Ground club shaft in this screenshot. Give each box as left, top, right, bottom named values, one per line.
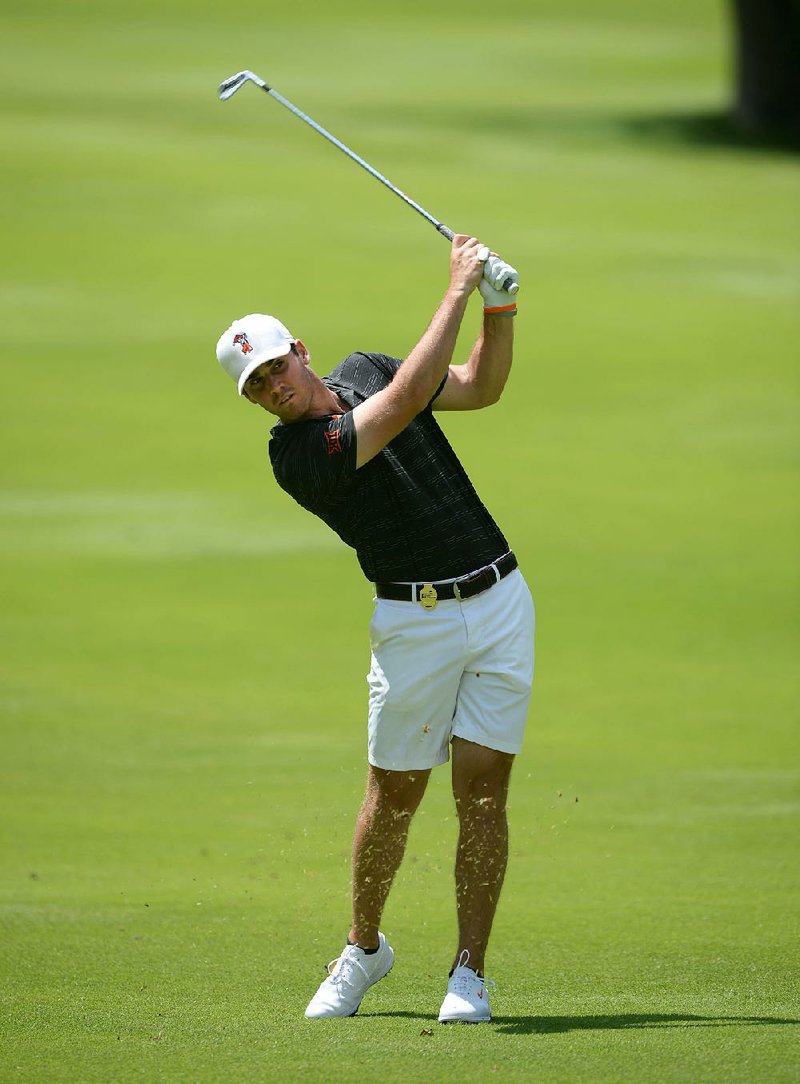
left=220, top=70, right=516, bottom=293
left=260, top=84, right=453, bottom=240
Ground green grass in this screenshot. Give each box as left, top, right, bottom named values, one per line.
left=1, top=1, right=799, bottom=1081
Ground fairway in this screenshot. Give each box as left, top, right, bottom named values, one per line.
left=2, top=1, right=799, bottom=1081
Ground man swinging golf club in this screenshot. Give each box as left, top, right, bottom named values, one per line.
left=216, top=235, right=534, bottom=1022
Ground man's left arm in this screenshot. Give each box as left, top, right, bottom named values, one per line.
left=433, top=253, right=518, bottom=412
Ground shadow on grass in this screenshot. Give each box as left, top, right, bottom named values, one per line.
left=491, top=1013, right=800, bottom=1036
left=618, top=110, right=800, bottom=156
left=361, top=1011, right=800, bottom=1033
left=353, top=102, right=800, bottom=156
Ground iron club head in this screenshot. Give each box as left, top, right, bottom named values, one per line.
left=218, top=70, right=268, bottom=101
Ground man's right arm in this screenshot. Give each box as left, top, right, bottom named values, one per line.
left=351, top=235, right=486, bottom=469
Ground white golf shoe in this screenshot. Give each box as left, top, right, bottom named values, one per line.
left=304, top=933, right=394, bottom=1018
left=438, top=950, right=495, bottom=1023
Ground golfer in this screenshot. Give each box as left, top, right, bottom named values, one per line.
left=216, top=235, right=534, bottom=1022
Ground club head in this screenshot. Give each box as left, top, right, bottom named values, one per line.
left=218, top=70, right=267, bottom=101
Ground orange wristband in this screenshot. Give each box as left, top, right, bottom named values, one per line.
left=484, top=304, right=517, bottom=316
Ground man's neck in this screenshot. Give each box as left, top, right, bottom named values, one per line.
left=300, top=372, right=347, bottom=421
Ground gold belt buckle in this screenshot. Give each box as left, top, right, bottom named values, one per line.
left=419, top=583, right=438, bottom=611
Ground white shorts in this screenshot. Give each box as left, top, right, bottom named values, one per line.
left=366, top=568, right=535, bottom=771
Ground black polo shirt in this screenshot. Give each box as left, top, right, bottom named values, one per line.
left=268, top=352, right=509, bottom=583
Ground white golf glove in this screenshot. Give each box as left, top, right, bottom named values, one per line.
left=478, top=254, right=519, bottom=312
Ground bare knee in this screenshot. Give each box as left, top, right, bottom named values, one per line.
left=454, top=786, right=507, bottom=822
left=364, top=765, right=429, bottom=820
left=451, top=738, right=514, bottom=815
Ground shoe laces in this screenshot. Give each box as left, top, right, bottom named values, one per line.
left=451, top=950, right=496, bottom=995
left=325, top=945, right=371, bottom=991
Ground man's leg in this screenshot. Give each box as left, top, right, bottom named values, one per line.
left=349, top=764, right=430, bottom=948
left=450, top=735, right=515, bottom=973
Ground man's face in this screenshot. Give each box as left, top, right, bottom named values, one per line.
left=243, top=341, right=313, bottom=422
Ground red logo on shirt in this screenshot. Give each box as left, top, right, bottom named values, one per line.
left=324, top=420, right=342, bottom=455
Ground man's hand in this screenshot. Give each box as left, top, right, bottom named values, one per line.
left=479, top=255, right=519, bottom=312
left=448, top=235, right=491, bottom=296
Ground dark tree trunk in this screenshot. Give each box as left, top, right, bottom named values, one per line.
left=730, top=0, right=800, bottom=144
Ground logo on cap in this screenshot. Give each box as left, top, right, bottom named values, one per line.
left=233, top=332, right=253, bottom=355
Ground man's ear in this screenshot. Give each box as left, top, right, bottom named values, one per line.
left=295, top=339, right=311, bottom=365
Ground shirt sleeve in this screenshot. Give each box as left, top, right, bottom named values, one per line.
left=270, top=413, right=357, bottom=506
left=367, top=352, right=445, bottom=409
left=430, top=370, right=449, bottom=406
left=347, top=353, right=443, bottom=410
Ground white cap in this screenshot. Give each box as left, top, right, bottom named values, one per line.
left=216, top=314, right=295, bottom=396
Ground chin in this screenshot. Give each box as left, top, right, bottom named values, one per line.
left=277, top=399, right=304, bottom=423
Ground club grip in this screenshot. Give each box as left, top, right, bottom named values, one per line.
left=439, top=223, right=517, bottom=293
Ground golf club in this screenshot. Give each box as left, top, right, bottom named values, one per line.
left=218, top=69, right=518, bottom=295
